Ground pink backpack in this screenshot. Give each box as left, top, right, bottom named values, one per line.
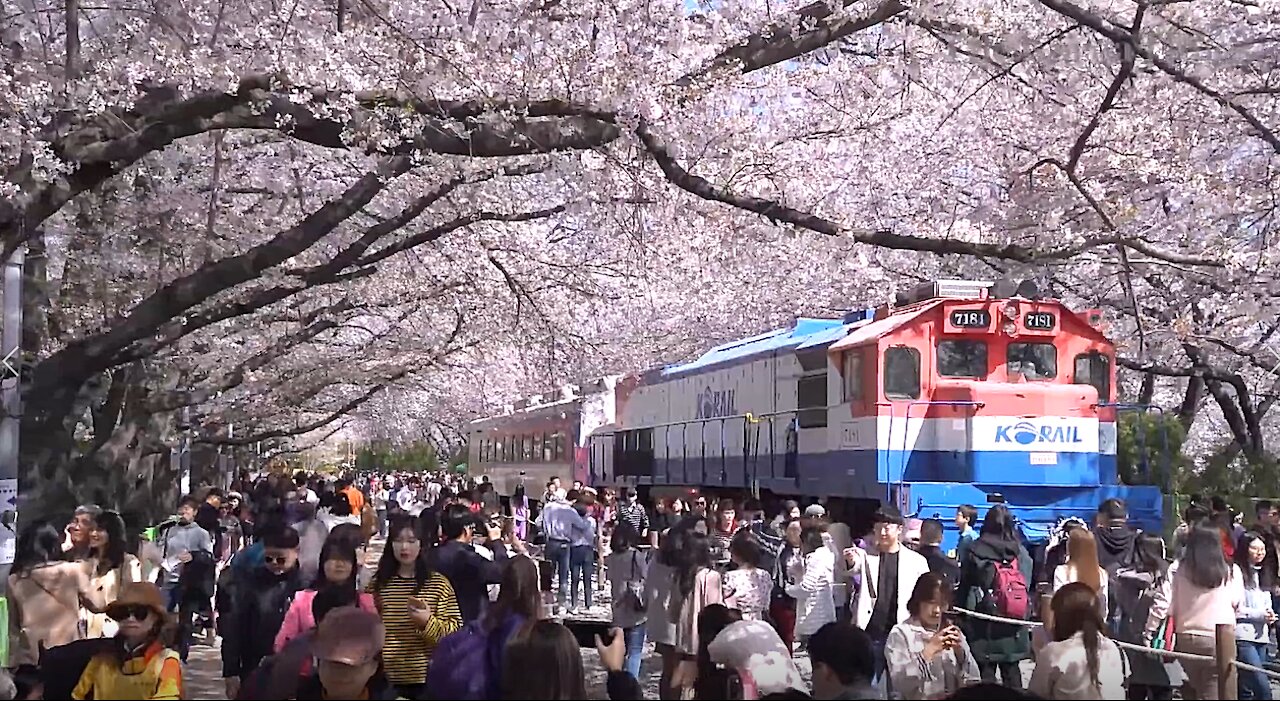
left=991, top=559, right=1028, bottom=619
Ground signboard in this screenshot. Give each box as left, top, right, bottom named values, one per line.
left=1025, top=312, right=1056, bottom=331
left=949, top=309, right=991, bottom=329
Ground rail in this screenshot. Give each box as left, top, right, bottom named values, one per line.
left=950, top=603, right=1280, bottom=699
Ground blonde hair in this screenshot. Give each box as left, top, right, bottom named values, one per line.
left=1066, top=528, right=1103, bottom=594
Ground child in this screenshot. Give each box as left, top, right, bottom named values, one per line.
left=72, top=582, right=183, bottom=700
left=954, top=504, right=978, bottom=561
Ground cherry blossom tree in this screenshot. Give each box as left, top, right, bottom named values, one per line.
left=2, top=0, right=1277, bottom=515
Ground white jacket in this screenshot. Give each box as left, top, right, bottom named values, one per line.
left=786, top=547, right=837, bottom=636
left=849, top=545, right=930, bottom=632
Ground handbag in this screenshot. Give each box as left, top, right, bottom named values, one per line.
left=620, top=551, right=645, bottom=613
left=1150, top=615, right=1175, bottom=650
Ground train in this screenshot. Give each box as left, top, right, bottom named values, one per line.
left=467, top=279, right=1163, bottom=549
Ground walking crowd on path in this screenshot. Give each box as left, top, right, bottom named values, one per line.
left=2, top=467, right=1278, bottom=700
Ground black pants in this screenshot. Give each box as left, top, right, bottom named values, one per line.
left=395, top=683, right=427, bottom=699
left=978, top=661, right=1024, bottom=690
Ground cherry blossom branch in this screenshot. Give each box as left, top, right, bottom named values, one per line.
left=676, top=0, right=907, bottom=86
left=200, top=368, right=411, bottom=446
left=1037, top=0, right=1280, bottom=155
left=0, top=75, right=620, bottom=256
left=636, top=122, right=1221, bottom=266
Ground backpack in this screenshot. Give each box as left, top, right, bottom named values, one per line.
left=991, top=559, right=1028, bottom=619
left=421, top=618, right=513, bottom=700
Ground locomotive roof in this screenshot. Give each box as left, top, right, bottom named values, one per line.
left=658, top=317, right=855, bottom=379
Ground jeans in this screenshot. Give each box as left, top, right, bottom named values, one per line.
left=624, top=624, right=647, bottom=679
left=165, top=584, right=197, bottom=662
left=570, top=544, right=594, bottom=608
left=376, top=508, right=387, bottom=537
left=871, top=637, right=895, bottom=698
left=546, top=539, right=571, bottom=604
left=978, top=661, right=1024, bottom=690
left=1238, top=640, right=1274, bottom=700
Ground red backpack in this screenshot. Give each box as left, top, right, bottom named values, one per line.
left=991, top=559, right=1028, bottom=619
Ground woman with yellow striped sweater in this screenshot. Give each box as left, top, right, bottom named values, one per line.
left=367, top=514, right=462, bottom=698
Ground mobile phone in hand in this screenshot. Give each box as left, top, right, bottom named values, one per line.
left=567, top=620, right=614, bottom=648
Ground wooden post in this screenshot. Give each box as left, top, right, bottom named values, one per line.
left=1216, top=622, right=1238, bottom=700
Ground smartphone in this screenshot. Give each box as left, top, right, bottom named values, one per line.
left=566, top=620, right=615, bottom=648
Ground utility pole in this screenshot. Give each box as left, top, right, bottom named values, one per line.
left=0, top=248, right=22, bottom=587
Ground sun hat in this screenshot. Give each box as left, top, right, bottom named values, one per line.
left=105, top=582, right=168, bottom=621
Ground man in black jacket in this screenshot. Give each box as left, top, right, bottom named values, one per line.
left=221, top=524, right=303, bottom=700
left=916, top=519, right=960, bottom=591
left=430, top=504, right=513, bottom=622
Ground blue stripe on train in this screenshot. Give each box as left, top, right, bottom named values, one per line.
left=612, top=449, right=1118, bottom=496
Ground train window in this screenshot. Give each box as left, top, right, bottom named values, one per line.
left=797, top=373, right=828, bottom=428
left=1008, top=342, right=1057, bottom=380
left=1074, top=351, right=1112, bottom=401
left=937, top=340, right=987, bottom=379
left=884, top=346, right=921, bottom=399
left=843, top=350, right=863, bottom=402
left=614, top=428, right=655, bottom=476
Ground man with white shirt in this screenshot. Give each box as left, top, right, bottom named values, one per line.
left=536, top=488, right=591, bottom=613
left=844, top=504, right=929, bottom=693
left=396, top=479, right=425, bottom=516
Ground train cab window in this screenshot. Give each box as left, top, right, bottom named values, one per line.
left=843, top=350, right=864, bottom=402
left=1074, top=351, right=1112, bottom=401
left=884, top=346, right=921, bottom=399
left=1008, top=342, right=1057, bottom=380
left=797, top=374, right=828, bottom=428
left=937, top=340, right=987, bottom=379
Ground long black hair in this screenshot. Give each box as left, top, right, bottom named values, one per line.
left=1179, top=523, right=1230, bottom=589
left=90, top=511, right=130, bottom=577
left=13, top=519, right=65, bottom=576
left=1235, top=531, right=1275, bottom=591
left=979, top=504, right=1017, bottom=542
left=315, top=538, right=359, bottom=591
left=670, top=517, right=713, bottom=622
left=372, top=514, right=433, bottom=591
left=1134, top=532, right=1169, bottom=580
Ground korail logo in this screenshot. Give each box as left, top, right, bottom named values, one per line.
left=995, top=421, right=1083, bottom=445
left=696, top=387, right=737, bottom=419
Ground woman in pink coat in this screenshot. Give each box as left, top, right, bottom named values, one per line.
left=274, top=540, right=375, bottom=651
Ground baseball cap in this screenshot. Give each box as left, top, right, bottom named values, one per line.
left=313, top=607, right=384, bottom=665
left=804, top=504, right=827, bottom=517
left=872, top=504, right=905, bottom=525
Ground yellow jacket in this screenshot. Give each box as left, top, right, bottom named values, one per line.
left=71, top=642, right=183, bottom=700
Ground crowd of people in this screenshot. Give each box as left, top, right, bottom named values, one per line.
left=0, top=467, right=1277, bottom=700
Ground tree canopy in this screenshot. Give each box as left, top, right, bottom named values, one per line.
left=2, top=0, right=1278, bottom=514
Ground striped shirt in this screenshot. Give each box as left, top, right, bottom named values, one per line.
left=366, top=573, right=462, bottom=686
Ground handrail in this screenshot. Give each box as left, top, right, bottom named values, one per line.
left=951, top=606, right=1280, bottom=680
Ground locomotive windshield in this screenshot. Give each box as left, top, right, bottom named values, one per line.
left=937, top=340, right=987, bottom=378
left=1008, top=342, right=1057, bottom=380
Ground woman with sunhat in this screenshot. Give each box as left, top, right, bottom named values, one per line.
left=71, top=581, right=183, bottom=700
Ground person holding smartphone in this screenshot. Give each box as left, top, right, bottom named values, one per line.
left=885, top=573, right=980, bottom=699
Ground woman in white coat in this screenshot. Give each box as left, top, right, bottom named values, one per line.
left=785, top=525, right=836, bottom=643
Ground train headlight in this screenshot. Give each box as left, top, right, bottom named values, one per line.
left=1002, top=320, right=1018, bottom=336
left=1003, top=302, right=1020, bottom=318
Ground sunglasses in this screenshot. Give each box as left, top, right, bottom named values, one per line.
left=264, top=555, right=292, bottom=565
left=109, top=604, right=154, bottom=622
